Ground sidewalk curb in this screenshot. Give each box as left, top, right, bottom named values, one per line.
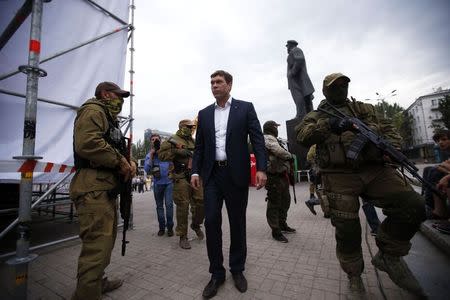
left=420, top=220, right=450, bottom=257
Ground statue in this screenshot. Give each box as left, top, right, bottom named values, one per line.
left=286, top=40, right=315, bottom=120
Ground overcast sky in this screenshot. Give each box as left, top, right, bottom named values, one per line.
left=124, top=0, right=450, bottom=141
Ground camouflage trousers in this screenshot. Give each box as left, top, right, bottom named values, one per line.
left=322, top=165, right=425, bottom=277
left=265, top=173, right=291, bottom=234
left=72, top=191, right=117, bottom=300
left=173, top=177, right=204, bottom=237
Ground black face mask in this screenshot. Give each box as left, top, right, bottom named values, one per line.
left=325, top=84, right=348, bottom=104
left=153, top=139, right=161, bottom=151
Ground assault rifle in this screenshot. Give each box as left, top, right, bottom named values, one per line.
left=119, top=136, right=132, bottom=256
left=278, top=138, right=297, bottom=204
left=317, top=103, right=445, bottom=199
left=167, top=137, right=194, bottom=151
left=288, top=159, right=297, bottom=204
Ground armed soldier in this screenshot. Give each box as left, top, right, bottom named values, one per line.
left=263, top=121, right=296, bottom=243
left=158, top=119, right=205, bottom=249
left=296, top=73, right=426, bottom=296
left=70, top=82, right=136, bottom=299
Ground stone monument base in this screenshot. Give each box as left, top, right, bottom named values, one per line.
left=286, top=118, right=309, bottom=170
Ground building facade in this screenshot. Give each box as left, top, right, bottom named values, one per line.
left=406, top=88, right=449, bottom=146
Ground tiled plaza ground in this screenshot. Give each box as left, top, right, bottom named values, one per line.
left=6, top=183, right=425, bottom=299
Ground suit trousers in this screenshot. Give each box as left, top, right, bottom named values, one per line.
left=204, top=164, right=249, bottom=279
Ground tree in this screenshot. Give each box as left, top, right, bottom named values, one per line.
left=438, top=95, right=450, bottom=129
left=374, top=101, right=404, bottom=119
left=132, top=138, right=151, bottom=160
left=399, top=112, right=413, bottom=148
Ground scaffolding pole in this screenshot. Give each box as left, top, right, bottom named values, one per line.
left=0, top=24, right=130, bottom=82
left=6, top=0, right=46, bottom=299
left=0, top=0, right=32, bottom=51
left=128, top=0, right=136, bottom=229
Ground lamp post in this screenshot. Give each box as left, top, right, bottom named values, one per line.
left=366, top=89, right=397, bottom=118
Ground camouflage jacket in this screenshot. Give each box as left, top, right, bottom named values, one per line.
left=158, top=133, right=195, bottom=179
left=296, top=99, right=402, bottom=172
left=264, top=134, right=292, bottom=174
left=69, top=98, right=123, bottom=199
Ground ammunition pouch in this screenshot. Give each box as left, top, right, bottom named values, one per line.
left=346, top=133, right=368, bottom=160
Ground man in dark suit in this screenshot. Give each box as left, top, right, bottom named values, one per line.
left=191, top=70, right=267, bottom=298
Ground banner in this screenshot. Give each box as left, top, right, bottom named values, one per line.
left=0, top=0, right=130, bottom=181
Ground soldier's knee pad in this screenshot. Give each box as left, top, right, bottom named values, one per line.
left=386, top=191, right=426, bottom=224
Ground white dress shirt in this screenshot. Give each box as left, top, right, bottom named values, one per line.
left=214, top=96, right=232, bottom=161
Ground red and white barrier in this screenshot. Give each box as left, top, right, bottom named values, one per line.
left=0, top=160, right=75, bottom=173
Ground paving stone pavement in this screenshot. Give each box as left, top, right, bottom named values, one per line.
left=20, top=182, right=422, bottom=299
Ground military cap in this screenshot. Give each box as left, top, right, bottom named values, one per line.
left=286, top=40, right=298, bottom=47
left=95, top=81, right=130, bottom=98
left=323, top=73, right=351, bottom=87
left=263, top=120, right=280, bottom=131
left=178, top=119, right=195, bottom=128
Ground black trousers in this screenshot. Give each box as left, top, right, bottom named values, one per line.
left=204, top=164, right=249, bottom=280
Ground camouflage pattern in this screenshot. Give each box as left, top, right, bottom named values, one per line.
left=158, top=132, right=204, bottom=237
left=264, top=132, right=293, bottom=234
left=70, top=98, right=124, bottom=300
left=296, top=95, right=425, bottom=278
left=265, top=173, right=291, bottom=234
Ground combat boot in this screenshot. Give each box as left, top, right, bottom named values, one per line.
left=280, top=225, right=296, bottom=233
left=371, top=251, right=426, bottom=296
left=191, top=224, right=204, bottom=240
left=305, top=200, right=317, bottom=215
left=272, top=232, right=288, bottom=243
left=101, top=277, right=123, bottom=294
left=348, top=276, right=365, bottom=292
left=179, top=236, right=191, bottom=249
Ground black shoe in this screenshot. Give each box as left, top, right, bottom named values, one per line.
left=157, top=229, right=165, bottom=236
left=305, top=200, right=317, bottom=215
left=232, top=272, right=247, bottom=293
left=202, top=278, right=225, bottom=298
left=167, top=229, right=174, bottom=237
left=281, top=225, right=296, bottom=233
left=272, top=233, right=288, bottom=243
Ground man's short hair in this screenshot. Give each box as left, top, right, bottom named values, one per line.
left=150, top=133, right=160, bottom=140
left=432, top=129, right=450, bottom=142
left=211, top=70, right=233, bottom=84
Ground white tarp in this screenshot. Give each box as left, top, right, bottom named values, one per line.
left=0, top=0, right=130, bottom=181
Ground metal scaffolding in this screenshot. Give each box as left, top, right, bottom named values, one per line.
left=0, top=1, right=135, bottom=298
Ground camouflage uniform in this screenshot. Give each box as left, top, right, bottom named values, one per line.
left=263, top=121, right=294, bottom=242
left=158, top=119, right=204, bottom=248
left=296, top=73, right=425, bottom=295
left=70, top=93, right=127, bottom=299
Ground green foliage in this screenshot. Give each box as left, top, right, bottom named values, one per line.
left=438, top=95, right=450, bottom=129
left=374, top=101, right=414, bottom=148
left=132, top=138, right=151, bottom=160
left=399, top=112, right=413, bottom=147
left=374, top=101, right=404, bottom=119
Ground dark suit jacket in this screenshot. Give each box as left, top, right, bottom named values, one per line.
left=192, top=98, right=267, bottom=188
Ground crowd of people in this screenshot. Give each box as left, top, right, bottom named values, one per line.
left=69, top=47, right=448, bottom=298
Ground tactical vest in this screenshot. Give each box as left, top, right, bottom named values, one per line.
left=73, top=102, right=126, bottom=169
left=316, top=100, right=384, bottom=170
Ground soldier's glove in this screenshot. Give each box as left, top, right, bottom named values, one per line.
left=182, top=149, right=193, bottom=157
left=329, top=117, right=355, bottom=134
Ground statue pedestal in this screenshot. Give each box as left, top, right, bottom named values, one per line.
left=286, top=118, right=309, bottom=170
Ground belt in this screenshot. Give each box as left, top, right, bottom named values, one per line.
left=215, top=160, right=227, bottom=167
